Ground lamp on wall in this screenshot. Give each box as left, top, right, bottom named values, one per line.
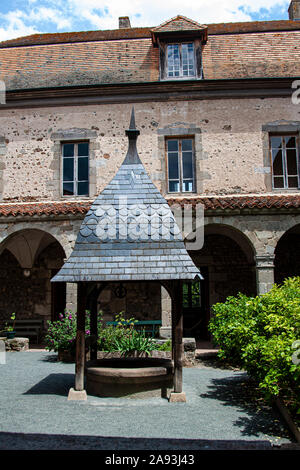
left=114, top=283, right=127, bottom=299
left=23, top=269, right=31, bottom=278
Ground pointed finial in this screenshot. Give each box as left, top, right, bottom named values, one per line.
left=123, top=107, right=141, bottom=165
left=129, top=107, right=136, bottom=130
left=125, top=106, right=140, bottom=139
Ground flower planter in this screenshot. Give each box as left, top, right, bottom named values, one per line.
left=57, top=349, right=75, bottom=363
left=5, top=331, right=16, bottom=339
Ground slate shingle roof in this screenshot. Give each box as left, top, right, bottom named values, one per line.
left=51, top=111, right=201, bottom=283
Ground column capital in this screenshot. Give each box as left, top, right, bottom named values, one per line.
left=255, top=254, right=275, bottom=269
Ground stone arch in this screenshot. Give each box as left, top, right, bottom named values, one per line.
left=184, top=222, right=256, bottom=340
left=0, top=228, right=67, bottom=331
left=274, top=223, right=300, bottom=284
left=0, top=222, right=76, bottom=259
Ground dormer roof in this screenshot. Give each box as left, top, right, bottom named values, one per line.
left=151, top=15, right=208, bottom=45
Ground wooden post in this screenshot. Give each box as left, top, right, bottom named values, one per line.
left=75, top=281, right=87, bottom=392
left=169, top=280, right=186, bottom=402
left=90, top=287, right=99, bottom=361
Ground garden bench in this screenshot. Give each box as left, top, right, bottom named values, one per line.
left=106, top=320, right=162, bottom=338
left=8, top=319, right=43, bottom=344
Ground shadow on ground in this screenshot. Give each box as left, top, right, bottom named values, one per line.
left=39, top=354, right=61, bottom=362
left=0, top=431, right=278, bottom=451
left=23, top=374, right=74, bottom=396
left=199, top=373, right=292, bottom=441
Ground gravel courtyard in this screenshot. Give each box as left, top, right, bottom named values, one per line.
left=0, top=350, right=294, bottom=450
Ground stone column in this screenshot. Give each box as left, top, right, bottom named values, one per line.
left=256, top=254, right=275, bottom=295
left=160, top=286, right=172, bottom=339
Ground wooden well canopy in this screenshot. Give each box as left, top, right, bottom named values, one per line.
left=52, top=108, right=202, bottom=401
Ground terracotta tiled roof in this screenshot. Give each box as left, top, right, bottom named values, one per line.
left=0, top=195, right=299, bottom=217
left=152, top=15, right=207, bottom=33
left=0, top=19, right=299, bottom=90
left=167, top=194, right=300, bottom=210
left=0, top=201, right=91, bottom=217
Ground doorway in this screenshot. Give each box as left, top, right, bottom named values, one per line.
left=182, top=267, right=209, bottom=339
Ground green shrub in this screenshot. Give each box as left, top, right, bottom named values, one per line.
left=97, top=312, right=157, bottom=356
left=209, top=277, right=300, bottom=414
left=155, top=339, right=172, bottom=351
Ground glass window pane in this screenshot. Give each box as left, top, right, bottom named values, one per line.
left=286, top=149, right=297, bottom=175
left=63, top=182, right=74, bottom=195
left=273, top=176, right=284, bottom=188
left=169, top=180, right=179, bottom=192
left=191, top=281, right=201, bottom=307
left=63, top=157, right=74, bottom=182
left=288, top=177, right=298, bottom=188
left=182, top=139, right=193, bottom=151
left=272, top=149, right=283, bottom=175
left=77, top=181, right=89, bottom=196
left=182, top=180, right=193, bottom=192
left=182, top=152, right=193, bottom=179
left=182, top=283, right=189, bottom=307
left=167, top=44, right=180, bottom=77
left=168, top=153, right=179, bottom=179
left=167, top=140, right=178, bottom=152
left=78, top=142, right=89, bottom=156
left=270, top=137, right=282, bottom=149
left=181, top=43, right=195, bottom=77
left=63, top=143, right=74, bottom=157
left=78, top=157, right=88, bottom=181
left=285, top=136, right=296, bottom=148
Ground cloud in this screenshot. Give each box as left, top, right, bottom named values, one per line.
left=0, top=0, right=291, bottom=41
left=66, top=0, right=290, bottom=28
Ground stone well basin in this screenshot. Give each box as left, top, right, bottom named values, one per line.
left=85, top=357, right=174, bottom=398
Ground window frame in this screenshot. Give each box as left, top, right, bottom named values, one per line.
left=269, top=133, right=300, bottom=190
left=159, top=38, right=202, bottom=81
left=166, top=42, right=196, bottom=79
left=165, top=136, right=196, bottom=194
left=61, top=140, right=90, bottom=197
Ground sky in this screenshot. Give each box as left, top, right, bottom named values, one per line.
left=0, top=0, right=292, bottom=42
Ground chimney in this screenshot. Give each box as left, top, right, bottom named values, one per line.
left=119, top=16, right=131, bottom=29
left=288, top=0, right=300, bottom=20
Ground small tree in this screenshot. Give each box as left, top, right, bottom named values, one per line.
left=209, top=277, right=300, bottom=417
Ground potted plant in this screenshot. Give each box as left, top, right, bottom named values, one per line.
left=4, top=313, right=16, bottom=339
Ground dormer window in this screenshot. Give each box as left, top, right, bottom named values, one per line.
left=167, top=43, right=195, bottom=78
left=151, top=15, right=208, bottom=82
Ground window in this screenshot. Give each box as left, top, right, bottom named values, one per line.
left=62, top=142, right=89, bottom=196
left=270, top=135, right=299, bottom=189
left=166, top=137, right=195, bottom=193
left=167, top=43, right=195, bottom=78
left=183, top=280, right=201, bottom=308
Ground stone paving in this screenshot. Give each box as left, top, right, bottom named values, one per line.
left=0, top=350, right=297, bottom=451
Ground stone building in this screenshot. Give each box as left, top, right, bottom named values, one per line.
left=0, top=2, right=299, bottom=339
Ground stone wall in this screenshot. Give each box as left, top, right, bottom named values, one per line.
left=98, top=282, right=161, bottom=323
left=0, top=97, right=299, bottom=202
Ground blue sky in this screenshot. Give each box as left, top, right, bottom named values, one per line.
left=0, top=0, right=291, bottom=41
